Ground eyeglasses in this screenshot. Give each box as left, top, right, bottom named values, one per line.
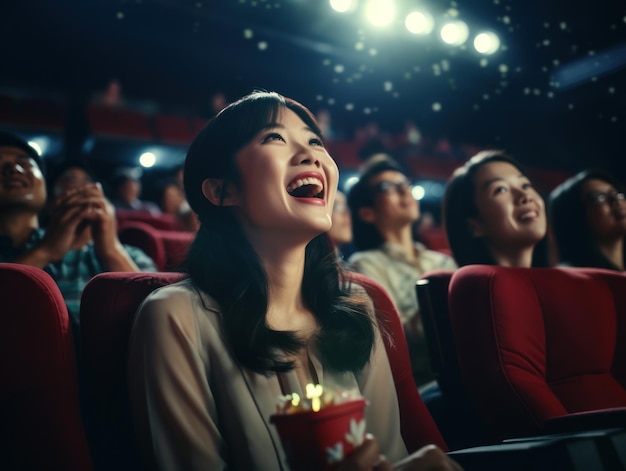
left=372, top=180, right=411, bottom=195
left=586, top=191, right=626, bottom=206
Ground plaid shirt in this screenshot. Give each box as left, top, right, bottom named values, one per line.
left=0, top=228, right=157, bottom=324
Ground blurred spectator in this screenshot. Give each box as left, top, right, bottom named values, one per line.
left=549, top=169, right=626, bottom=271
left=110, top=166, right=162, bottom=216
left=347, top=154, right=456, bottom=386
left=93, top=78, right=125, bottom=107
left=151, top=172, right=199, bottom=232
left=328, top=190, right=352, bottom=260
left=0, top=131, right=156, bottom=328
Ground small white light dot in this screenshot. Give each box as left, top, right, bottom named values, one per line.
left=560, top=22, right=567, bottom=30
left=355, top=42, right=364, bottom=51
left=257, top=41, right=268, bottom=50
left=609, top=87, right=616, bottom=94
left=369, top=49, right=378, bottom=56
left=384, top=81, right=393, bottom=92
left=243, top=29, right=253, bottom=39
left=364, top=108, right=372, bottom=114
left=523, top=88, right=530, bottom=95
left=316, top=95, right=323, bottom=101
left=345, top=103, right=354, bottom=111
left=322, top=59, right=332, bottom=66
left=568, top=103, right=574, bottom=110
left=480, top=58, right=489, bottom=67
left=499, top=64, right=508, bottom=73
left=328, top=98, right=335, bottom=105
left=432, top=102, right=442, bottom=111
left=483, top=94, right=490, bottom=100
left=611, top=116, right=618, bottom=123
left=542, top=39, right=550, bottom=46
left=334, top=64, right=345, bottom=73
left=116, top=11, right=125, bottom=19
left=547, top=91, right=554, bottom=98
left=502, top=16, right=510, bottom=24
left=533, top=88, right=541, bottom=95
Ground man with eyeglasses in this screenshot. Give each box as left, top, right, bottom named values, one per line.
left=347, top=154, right=456, bottom=387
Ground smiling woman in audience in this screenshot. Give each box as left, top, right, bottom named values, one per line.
left=443, top=150, right=548, bottom=268
left=548, top=169, right=626, bottom=271
left=127, top=91, right=460, bottom=471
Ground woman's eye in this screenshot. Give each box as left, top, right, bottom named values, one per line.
left=522, top=182, right=533, bottom=190
left=493, top=186, right=507, bottom=195
left=309, top=137, right=324, bottom=147
left=262, top=132, right=285, bottom=143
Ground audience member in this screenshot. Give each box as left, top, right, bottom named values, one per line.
left=127, top=92, right=459, bottom=471
left=328, top=190, right=353, bottom=260
left=151, top=168, right=200, bottom=232
left=548, top=169, right=626, bottom=271
left=442, top=150, right=548, bottom=268
left=110, top=166, right=162, bottom=216
left=347, top=155, right=457, bottom=387
left=0, top=131, right=157, bottom=325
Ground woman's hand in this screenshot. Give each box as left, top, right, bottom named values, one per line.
left=393, top=444, right=463, bottom=471
left=334, top=434, right=392, bottom=471
left=336, top=439, right=462, bottom=471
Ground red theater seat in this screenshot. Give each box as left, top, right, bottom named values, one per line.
left=118, top=221, right=194, bottom=271
left=448, top=265, right=626, bottom=440
left=154, top=113, right=195, bottom=144
left=0, top=263, right=92, bottom=471
left=79, top=271, right=446, bottom=469
left=116, top=209, right=178, bottom=231
left=87, top=104, right=154, bottom=140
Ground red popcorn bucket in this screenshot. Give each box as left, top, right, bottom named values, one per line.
left=270, top=398, right=367, bottom=470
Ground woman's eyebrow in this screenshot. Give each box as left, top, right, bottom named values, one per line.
left=481, top=177, right=504, bottom=190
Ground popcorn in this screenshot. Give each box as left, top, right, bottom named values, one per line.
left=275, top=384, right=363, bottom=414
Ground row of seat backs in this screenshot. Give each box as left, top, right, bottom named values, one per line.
left=117, top=221, right=195, bottom=272
left=418, top=265, right=626, bottom=442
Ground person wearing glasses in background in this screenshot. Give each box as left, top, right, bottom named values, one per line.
left=347, top=154, right=457, bottom=388
left=549, top=169, right=626, bottom=271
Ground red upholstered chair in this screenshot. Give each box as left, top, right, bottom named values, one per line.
left=81, top=272, right=186, bottom=470
left=0, top=263, right=93, bottom=471
left=116, top=209, right=178, bottom=231
left=79, top=271, right=446, bottom=470
left=448, top=265, right=626, bottom=440
left=348, top=271, right=447, bottom=452
left=118, top=222, right=194, bottom=271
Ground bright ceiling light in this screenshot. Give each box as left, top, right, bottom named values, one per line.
left=329, top=0, right=355, bottom=13
left=411, top=185, right=425, bottom=200
left=473, top=31, right=501, bottom=55
left=139, top=152, right=156, bottom=168
left=27, top=140, right=43, bottom=156
left=365, top=0, right=396, bottom=28
left=405, top=11, right=434, bottom=35
left=440, top=21, right=470, bottom=46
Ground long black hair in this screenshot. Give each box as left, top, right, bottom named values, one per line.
left=184, top=91, right=375, bottom=374
left=548, top=169, right=625, bottom=271
left=442, top=150, right=548, bottom=267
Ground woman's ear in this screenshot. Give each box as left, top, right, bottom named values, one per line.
left=466, top=217, right=485, bottom=237
left=201, top=178, right=239, bottom=207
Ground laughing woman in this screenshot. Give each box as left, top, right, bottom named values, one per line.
left=443, top=150, right=548, bottom=268
left=127, top=91, right=460, bottom=471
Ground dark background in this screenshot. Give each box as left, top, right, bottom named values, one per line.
left=1, top=0, right=625, bottom=178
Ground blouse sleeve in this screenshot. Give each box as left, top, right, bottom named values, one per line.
left=358, top=301, right=409, bottom=464
left=127, top=287, right=226, bottom=471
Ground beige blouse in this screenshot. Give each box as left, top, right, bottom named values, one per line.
left=128, top=279, right=408, bottom=470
